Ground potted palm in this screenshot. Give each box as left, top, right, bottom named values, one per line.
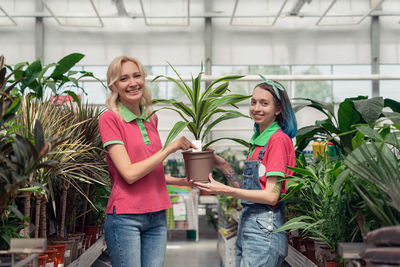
left=148, top=63, right=250, bottom=182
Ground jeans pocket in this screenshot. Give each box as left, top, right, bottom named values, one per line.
left=255, top=215, right=274, bottom=235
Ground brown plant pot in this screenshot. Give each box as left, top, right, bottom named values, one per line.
left=182, top=150, right=213, bottom=182
left=85, top=225, right=100, bottom=245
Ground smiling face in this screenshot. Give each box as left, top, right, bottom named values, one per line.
left=114, top=60, right=144, bottom=110
left=250, top=86, right=281, bottom=133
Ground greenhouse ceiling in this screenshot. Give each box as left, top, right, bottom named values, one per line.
left=1, top=0, right=400, bottom=28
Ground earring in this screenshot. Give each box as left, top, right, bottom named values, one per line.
left=275, top=112, right=279, bottom=115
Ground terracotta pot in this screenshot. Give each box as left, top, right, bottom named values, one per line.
left=47, top=243, right=67, bottom=267
left=182, top=150, right=213, bottom=182
left=41, top=249, right=57, bottom=267
left=38, top=254, right=48, bottom=267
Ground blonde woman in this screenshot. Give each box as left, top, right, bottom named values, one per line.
left=99, top=56, right=195, bottom=267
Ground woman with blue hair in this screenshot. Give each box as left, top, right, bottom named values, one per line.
left=194, top=76, right=297, bottom=267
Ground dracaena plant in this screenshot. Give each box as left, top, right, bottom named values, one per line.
left=147, top=63, right=251, bottom=149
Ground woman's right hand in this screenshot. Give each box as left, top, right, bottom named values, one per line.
left=166, top=136, right=197, bottom=154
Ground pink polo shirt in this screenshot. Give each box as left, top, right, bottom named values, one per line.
left=247, top=123, right=295, bottom=194
left=98, top=105, right=171, bottom=214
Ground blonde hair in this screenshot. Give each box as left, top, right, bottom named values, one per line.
left=105, top=56, right=152, bottom=119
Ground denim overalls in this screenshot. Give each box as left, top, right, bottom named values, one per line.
left=236, top=136, right=288, bottom=267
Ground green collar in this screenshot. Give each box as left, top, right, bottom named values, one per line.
left=248, top=122, right=280, bottom=159
left=249, top=122, right=280, bottom=146
left=120, top=104, right=147, bottom=122
left=119, top=103, right=151, bottom=145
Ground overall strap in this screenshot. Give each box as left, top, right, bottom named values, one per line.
left=257, top=129, right=283, bottom=161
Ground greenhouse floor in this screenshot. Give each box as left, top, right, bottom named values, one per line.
left=165, top=238, right=220, bottom=267
left=92, top=238, right=220, bottom=267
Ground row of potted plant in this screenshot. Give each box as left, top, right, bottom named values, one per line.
left=276, top=96, right=400, bottom=266
left=0, top=53, right=109, bottom=259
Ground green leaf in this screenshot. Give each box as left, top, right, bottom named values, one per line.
left=382, top=112, right=400, bottom=125
left=206, top=74, right=244, bottom=94
left=164, top=121, right=189, bottom=147
left=293, top=98, right=335, bottom=119
left=384, top=98, right=400, bottom=113
left=273, top=215, right=314, bottom=233
left=337, top=97, right=363, bottom=132
left=50, top=53, right=84, bottom=78
left=355, top=125, right=382, bottom=141
left=353, top=97, right=384, bottom=126
left=152, top=75, right=193, bottom=104
left=64, top=90, right=81, bottom=105
left=34, top=120, right=45, bottom=154
left=203, top=137, right=250, bottom=149
left=201, top=111, right=249, bottom=141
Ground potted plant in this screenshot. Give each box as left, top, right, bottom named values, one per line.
left=274, top=153, right=359, bottom=265
left=294, top=96, right=400, bottom=156
left=148, top=63, right=250, bottom=182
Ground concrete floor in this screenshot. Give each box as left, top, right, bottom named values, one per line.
left=164, top=239, right=220, bottom=267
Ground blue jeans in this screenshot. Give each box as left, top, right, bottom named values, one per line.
left=105, top=209, right=167, bottom=267
left=236, top=203, right=288, bottom=267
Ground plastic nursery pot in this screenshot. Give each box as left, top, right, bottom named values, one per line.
left=37, top=254, right=48, bottom=267
left=47, top=244, right=67, bottom=267
left=182, top=150, right=213, bottom=183
left=85, top=225, right=100, bottom=245
left=41, top=249, right=57, bottom=267
left=48, top=237, right=74, bottom=266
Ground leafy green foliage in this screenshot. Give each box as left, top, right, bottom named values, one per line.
left=9, top=53, right=106, bottom=102
left=275, top=154, right=361, bottom=254
left=344, top=124, right=400, bottom=226
left=294, top=96, right=400, bottom=156
left=148, top=63, right=251, bottom=149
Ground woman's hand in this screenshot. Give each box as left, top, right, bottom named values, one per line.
left=166, top=136, right=197, bottom=154
left=211, top=152, right=228, bottom=170
left=192, top=174, right=232, bottom=195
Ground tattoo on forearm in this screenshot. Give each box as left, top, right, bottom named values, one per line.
left=272, top=182, right=282, bottom=193
left=224, top=172, right=242, bottom=187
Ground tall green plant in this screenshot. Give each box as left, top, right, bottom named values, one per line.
left=0, top=56, right=58, bottom=242
left=9, top=53, right=105, bottom=102
left=294, top=96, right=400, bottom=155
left=275, top=154, right=360, bottom=255
left=343, top=124, right=400, bottom=226
left=147, top=63, right=251, bottom=149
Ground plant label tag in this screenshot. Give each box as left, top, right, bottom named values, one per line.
left=192, top=140, right=202, bottom=152
left=258, top=164, right=266, bottom=177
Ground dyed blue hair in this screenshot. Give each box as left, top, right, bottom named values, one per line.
left=254, top=81, right=298, bottom=138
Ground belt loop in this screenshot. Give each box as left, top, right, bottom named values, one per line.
left=113, top=206, right=116, bottom=216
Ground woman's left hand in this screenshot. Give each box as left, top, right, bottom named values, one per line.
left=192, top=174, right=231, bottom=195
